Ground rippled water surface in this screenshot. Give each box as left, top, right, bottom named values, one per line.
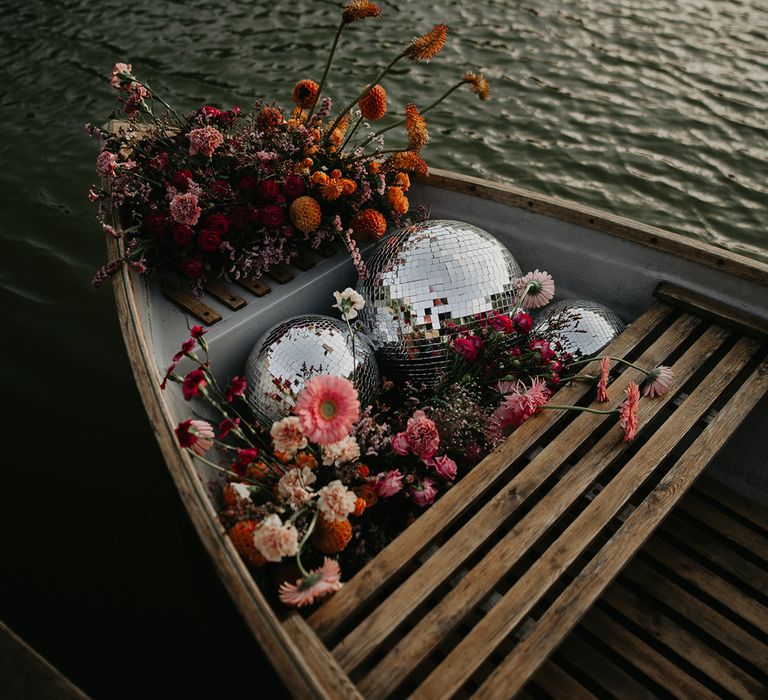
left=1, top=0, right=766, bottom=697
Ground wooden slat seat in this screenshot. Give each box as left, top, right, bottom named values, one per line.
left=286, top=291, right=768, bottom=698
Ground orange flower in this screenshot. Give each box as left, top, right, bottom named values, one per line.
left=295, top=451, right=319, bottom=470
left=319, top=178, right=344, bottom=201
left=367, top=161, right=381, bottom=174
left=393, top=172, right=411, bottom=191
left=405, top=23, right=448, bottom=62
left=328, top=114, right=350, bottom=152
left=247, top=461, right=270, bottom=481
left=310, top=171, right=329, bottom=186
left=257, top=106, right=283, bottom=130
left=312, top=516, right=353, bottom=554
left=355, top=484, right=378, bottom=508
left=359, top=84, right=387, bottom=120
left=228, top=521, right=267, bottom=567
left=289, top=196, right=322, bottom=233
left=274, top=449, right=292, bottom=464
left=352, top=497, right=366, bottom=517
left=330, top=169, right=343, bottom=179
left=350, top=209, right=387, bottom=239
left=340, top=178, right=357, bottom=195
left=342, top=0, right=381, bottom=24
left=405, top=103, right=428, bottom=151
left=292, top=79, right=319, bottom=108
left=463, top=72, right=491, bottom=100
left=387, top=186, right=409, bottom=215
left=383, top=151, right=429, bottom=175
left=302, top=157, right=314, bottom=168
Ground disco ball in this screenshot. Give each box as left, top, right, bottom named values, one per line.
left=358, top=219, right=522, bottom=384
left=533, top=299, right=625, bottom=357
left=244, top=315, right=379, bottom=426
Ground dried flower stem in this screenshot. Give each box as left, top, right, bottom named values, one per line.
left=307, top=17, right=346, bottom=120
left=568, top=355, right=653, bottom=376
left=340, top=114, right=364, bottom=151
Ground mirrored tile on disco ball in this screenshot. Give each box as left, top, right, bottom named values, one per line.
left=245, top=315, right=379, bottom=426
left=533, top=299, right=625, bottom=357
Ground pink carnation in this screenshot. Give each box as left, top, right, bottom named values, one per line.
left=316, top=480, right=357, bottom=522
left=391, top=431, right=410, bottom=456
left=410, top=478, right=438, bottom=508
left=432, top=455, right=457, bottom=481
left=110, top=62, right=133, bottom=88
left=188, top=125, right=224, bottom=158
left=277, top=467, right=317, bottom=510
left=252, top=514, right=299, bottom=562
left=96, top=151, right=117, bottom=178
left=270, top=416, right=308, bottom=457
left=170, top=192, right=202, bottom=226
left=405, top=410, right=440, bottom=461
left=376, top=470, right=404, bottom=497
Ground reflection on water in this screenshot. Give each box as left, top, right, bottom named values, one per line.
left=1, top=0, right=766, bottom=696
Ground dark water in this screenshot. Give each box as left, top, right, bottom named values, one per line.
left=1, top=0, right=766, bottom=697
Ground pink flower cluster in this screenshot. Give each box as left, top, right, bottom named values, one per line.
left=188, top=126, right=224, bottom=158
left=170, top=192, right=202, bottom=226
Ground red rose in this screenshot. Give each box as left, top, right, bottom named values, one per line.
left=259, top=179, right=281, bottom=200
left=261, top=204, right=285, bottom=228
left=172, top=224, right=194, bottom=246
left=182, top=257, right=205, bottom=279
left=144, top=211, right=169, bottom=237
left=238, top=175, right=257, bottom=193
left=229, top=206, right=249, bottom=229
left=197, top=229, right=222, bottom=252
left=529, top=339, right=556, bottom=362
left=172, top=169, right=193, bottom=190
left=489, top=314, right=514, bottom=333
left=512, top=311, right=533, bottom=334
left=454, top=337, right=479, bottom=362
left=210, top=179, right=232, bottom=199
left=283, top=174, right=305, bottom=199
left=203, top=213, right=230, bottom=236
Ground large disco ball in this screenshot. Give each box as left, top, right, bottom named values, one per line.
left=358, top=219, right=522, bottom=384
left=533, top=299, right=625, bottom=357
left=245, top=315, right=379, bottom=426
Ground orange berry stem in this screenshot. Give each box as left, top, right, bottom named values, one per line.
left=307, top=16, right=346, bottom=120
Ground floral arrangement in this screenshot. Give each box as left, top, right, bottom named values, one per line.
left=87, top=0, right=492, bottom=293
left=164, top=270, right=674, bottom=608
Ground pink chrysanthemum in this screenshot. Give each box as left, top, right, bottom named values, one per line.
left=596, top=357, right=611, bottom=402
left=188, top=125, right=224, bottom=158
left=317, top=480, right=357, bottom=522
left=643, top=365, right=674, bottom=398
left=278, top=557, right=343, bottom=607
left=410, top=478, right=438, bottom=507
left=175, top=419, right=214, bottom=456
left=169, top=192, right=202, bottom=226
left=295, top=375, right=360, bottom=445
left=619, top=382, right=641, bottom=442
left=516, top=270, right=555, bottom=309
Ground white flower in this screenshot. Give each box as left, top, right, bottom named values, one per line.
left=332, top=287, right=365, bottom=320
left=321, top=435, right=361, bottom=466
left=317, top=480, right=357, bottom=522
left=277, top=467, right=317, bottom=510
left=252, top=514, right=299, bottom=562
left=270, top=416, right=308, bottom=457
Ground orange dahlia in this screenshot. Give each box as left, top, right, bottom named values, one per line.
left=387, top=186, right=409, bottom=215
left=383, top=151, right=429, bottom=176
left=393, top=172, right=411, bottom=190
left=312, top=516, right=353, bottom=554
left=340, top=178, right=357, bottom=195
left=292, top=79, right=319, bottom=108
left=310, top=171, right=329, bottom=186
left=359, top=84, right=387, bottom=120
left=405, top=23, right=448, bottom=62
left=405, top=103, right=429, bottom=151
left=319, top=178, right=344, bottom=201
left=351, top=209, right=387, bottom=239
left=289, top=196, right=322, bottom=233
left=227, top=520, right=267, bottom=567
left=342, top=0, right=381, bottom=24
left=463, top=72, right=491, bottom=100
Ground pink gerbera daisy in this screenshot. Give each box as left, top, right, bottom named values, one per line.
left=516, top=270, right=555, bottom=309
left=596, top=357, right=611, bottom=402
left=643, top=365, right=674, bottom=398
left=295, top=375, right=360, bottom=445
left=619, top=382, right=641, bottom=442
left=278, top=557, right=343, bottom=607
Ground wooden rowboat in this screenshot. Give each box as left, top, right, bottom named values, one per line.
left=109, top=170, right=768, bottom=698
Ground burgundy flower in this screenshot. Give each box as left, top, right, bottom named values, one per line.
left=203, top=213, right=230, bottom=236
left=281, top=225, right=295, bottom=238
left=190, top=325, right=206, bottom=339
left=173, top=338, right=197, bottom=362
left=468, top=335, right=484, bottom=352
left=530, top=339, right=556, bottom=362
left=198, top=105, right=221, bottom=120
left=489, top=314, right=514, bottom=333
left=182, top=257, right=205, bottom=279
left=218, top=417, right=240, bottom=439
left=144, top=211, right=170, bottom=237
left=218, top=107, right=241, bottom=126
left=238, top=175, right=257, bottom=193
left=226, top=376, right=247, bottom=402
left=147, top=152, right=169, bottom=171
left=210, top=180, right=232, bottom=199
left=197, top=229, right=222, bottom=252
left=175, top=419, right=196, bottom=448
left=160, top=361, right=177, bottom=390
left=172, top=224, right=194, bottom=246
left=513, top=311, right=533, bottom=334
left=182, top=368, right=207, bottom=400
left=454, top=337, right=479, bottom=362
left=259, top=179, right=281, bottom=200
left=283, top=175, right=305, bottom=199
left=229, top=206, right=249, bottom=230
left=172, top=169, right=194, bottom=190
left=262, top=204, right=285, bottom=228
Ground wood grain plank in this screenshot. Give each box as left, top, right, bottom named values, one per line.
left=694, top=475, right=768, bottom=534
left=579, top=606, right=720, bottom=700
left=309, top=302, right=676, bottom=640
left=160, top=280, right=221, bottom=325
left=266, top=263, right=295, bottom=284
left=204, top=280, right=247, bottom=311
left=237, top=276, right=271, bottom=297
left=530, top=660, right=598, bottom=700
left=473, top=350, right=768, bottom=699
left=413, top=338, right=761, bottom=698
left=354, top=319, right=722, bottom=693
left=291, top=250, right=317, bottom=270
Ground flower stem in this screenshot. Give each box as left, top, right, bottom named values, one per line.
left=340, top=114, right=364, bottom=152
left=541, top=404, right=618, bottom=415
left=295, top=509, right=320, bottom=577
left=568, top=356, right=652, bottom=375
left=189, top=451, right=263, bottom=486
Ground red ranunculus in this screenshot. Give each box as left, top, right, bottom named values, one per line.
left=489, top=314, right=514, bottom=333
left=513, top=312, right=533, bottom=334
left=197, top=229, right=222, bottom=252
left=259, top=179, right=281, bottom=200
left=144, top=211, right=170, bottom=237
left=172, top=224, right=194, bottom=246
left=210, top=180, right=232, bottom=199
left=283, top=175, right=305, bottom=199
left=182, top=368, right=207, bottom=400
left=182, top=257, right=205, bottom=279
left=172, top=169, right=193, bottom=190
left=238, top=175, right=257, bottom=193
left=229, top=206, right=249, bottom=230
left=262, top=204, right=285, bottom=228
left=203, top=213, right=230, bottom=236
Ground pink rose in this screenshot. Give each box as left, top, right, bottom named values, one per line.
left=262, top=204, right=285, bottom=228
left=432, top=455, right=457, bottom=481
left=410, top=478, right=437, bottom=507
left=391, top=431, right=410, bottom=456
left=197, top=229, right=221, bottom=252
left=376, top=470, right=404, bottom=498
left=259, top=179, right=281, bottom=200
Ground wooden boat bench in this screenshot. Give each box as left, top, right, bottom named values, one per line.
left=284, top=283, right=768, bottom=699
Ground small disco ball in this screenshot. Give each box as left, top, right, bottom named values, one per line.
left=357, top=219, right=522, bottom=384
left=533, top=299, right=625, bottom=357
left=244, top=315, right=379, bottom=426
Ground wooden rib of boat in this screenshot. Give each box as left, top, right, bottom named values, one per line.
left=109, top=170, right=768, bottom=698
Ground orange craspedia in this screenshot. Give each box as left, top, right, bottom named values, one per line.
left=405, top=23, right=448, bottom=62
left=387, top=186, right=409, bottom=216
left=393, top=172, right=411, bottom=191
left=359, top=84, right=387, bottom=121
left=289, top=196, right=322, bottom=234
left=227, top=520, right=267, bottom=568
left=463, top=72, right=491, bottom=100
left=312, top=516, right=353, bottom=554
left=342, top=0, right=381, bottom=24
left=292, top=79, right=319, bottom=108
left=319, top=178, right=344, bottom=201
left=351, top=209, right=387, bottom=239
left=405, top=103, right=428, bottom=152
